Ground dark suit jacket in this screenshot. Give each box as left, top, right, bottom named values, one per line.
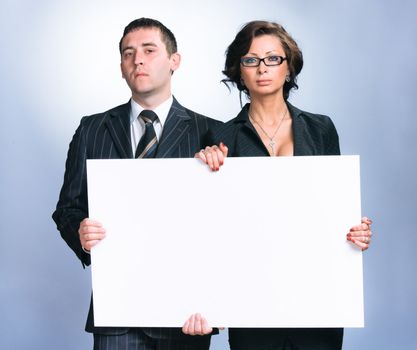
left=212, top=102, right=340, bottom=157
left=52, top=97, right=221, bottom=337
left=211, top=101, right=343, bottom=349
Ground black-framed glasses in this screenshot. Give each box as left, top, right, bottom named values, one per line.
left=240, top=55, right=287, bottom=67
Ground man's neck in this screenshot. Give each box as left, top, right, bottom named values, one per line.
left=132, top=91, right=172, bottom=110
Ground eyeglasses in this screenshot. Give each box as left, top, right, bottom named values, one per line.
left=240, top=55, right=287, bottom=67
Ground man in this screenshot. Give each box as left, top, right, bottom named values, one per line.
left=52, top=18, right=220, bottom=350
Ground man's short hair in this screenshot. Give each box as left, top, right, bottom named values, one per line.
left=119, top=18, right=178, bottom=55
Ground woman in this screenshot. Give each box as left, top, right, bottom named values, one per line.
left=182, top=20, right=372, bottom=349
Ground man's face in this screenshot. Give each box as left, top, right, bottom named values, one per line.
left=120, top=28, right=180, bottom=103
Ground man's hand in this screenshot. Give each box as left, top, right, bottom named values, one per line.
left=78, top=218, right=106, bottom=252
left=182, top=313, right=213, bottom=335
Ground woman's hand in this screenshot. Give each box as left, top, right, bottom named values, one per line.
left=182, top=313, right=213, bottom=335
left=347, top=217, right=373, bottom=251
left=195, top=142, right=228, bottom=171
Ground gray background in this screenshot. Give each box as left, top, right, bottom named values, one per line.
left=1, top=0, right=416, bottom=349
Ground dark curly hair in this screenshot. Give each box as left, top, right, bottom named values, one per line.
left=222, top=20, right=303, bottom=101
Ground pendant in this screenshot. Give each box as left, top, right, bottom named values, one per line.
left=269, top=140, right=276, bottom=154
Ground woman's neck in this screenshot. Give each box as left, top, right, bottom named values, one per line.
left=248, top=96, right=288, bottom=126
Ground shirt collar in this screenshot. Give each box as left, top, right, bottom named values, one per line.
left=129, top=95, right=173, bottom=127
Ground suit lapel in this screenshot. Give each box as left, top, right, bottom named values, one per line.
left=287, top=102, right=315, bottom=156
left=156, top=97, right=190, bottom=158
left=104, top=101, right=133, bottom=159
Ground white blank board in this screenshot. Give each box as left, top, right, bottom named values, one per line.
left=87, top=156, right=363, bottom=328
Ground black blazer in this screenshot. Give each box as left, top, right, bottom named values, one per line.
left=212, top=102, right=340, bottom=157
left=52, top=97, right=221, bottom=337
left=212, top=101, right=343, bottom=349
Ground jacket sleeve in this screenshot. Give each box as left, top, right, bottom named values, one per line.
left=52, top=117, right=91, bottom=267
left=201, top=117, right=223, bottom=148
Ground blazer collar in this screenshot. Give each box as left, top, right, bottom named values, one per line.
left=104, top=101, right=133, bottom=158
left=103, top=97, right=195, bottom=159
left=232, top=101, right=305, bottom=156
left=155, top=97, right=191, bottom=158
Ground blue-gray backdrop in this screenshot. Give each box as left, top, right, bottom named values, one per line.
left=1, top=0, right=416, bottom=349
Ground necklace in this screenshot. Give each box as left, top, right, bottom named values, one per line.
left=249, top=107, right=288, bottom=156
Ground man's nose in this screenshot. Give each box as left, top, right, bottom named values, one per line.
left=134, top=52, right=144, bottom=66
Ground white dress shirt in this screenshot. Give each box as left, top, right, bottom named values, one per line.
left=129, top=96, right=173, bottom=156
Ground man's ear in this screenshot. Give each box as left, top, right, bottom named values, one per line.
left=120, top=63, right=125, bottom=79
left=170, top=52, right=181, bottom=73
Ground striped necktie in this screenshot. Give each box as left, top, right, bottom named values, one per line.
left=135, top=110, right=159, bottom=158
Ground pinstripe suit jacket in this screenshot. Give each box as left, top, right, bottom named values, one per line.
left=52, top=97, right=221, bottom=338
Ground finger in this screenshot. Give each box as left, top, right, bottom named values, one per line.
left=81, top=218, right=103, bottom=228
left=347, top=230, right=372, bottom=240
left=361, top=216, right=373, bottom=225
left=213, top=146, right=225, bottom=166
left=208, top=147, right=220, bottom=171
left=352, top=235, right=371, bottom=244
left=82, top=232, right=106, bottom=241
left=83, top=239, right=102, bottom=251
left=349, top=222, right=370, bottom=232
left=188, top=314, right=196, bottom=335
left=182, top=319, right=190, bottom=334
left=79, top=222, right=106, bottom=234
left=81, top=235, right=106, bottom=249
left=79, top=230, right=106, bottom=245
left=80, top=231, right=106, bottom=249
left=347, top=236, right=369, bottom=251
left=195, top=150, right=207, bottom=163
left=219, top=142, right=228, bottom=157
left=360, top=217, right=372, bottom=231
left=201, top=317, right=213, bottom=334
left=204, top=148, right=216, bottom=171
left=194, top=313, right=202, bottom=335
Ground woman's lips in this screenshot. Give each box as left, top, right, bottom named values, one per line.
left=256, top=79, right=272, bottom=85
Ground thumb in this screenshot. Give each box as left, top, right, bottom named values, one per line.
left=219, top=142, right=228, bottom=157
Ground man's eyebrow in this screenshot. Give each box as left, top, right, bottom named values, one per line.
left=121, top=42, right=158, bottom=53
left=141, top=42, right=158, bottom=48
left=121, top=46, right=135, bottom=53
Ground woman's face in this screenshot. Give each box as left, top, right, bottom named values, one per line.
left=240, top=34, right=289, bottom=99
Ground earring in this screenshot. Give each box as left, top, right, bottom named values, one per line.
left=240, top=78, right=245, bottom=87
left=285, top=75, right=291, bottom=82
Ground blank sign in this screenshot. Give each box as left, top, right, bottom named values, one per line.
left=87, top=156, right=363, bottom=328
